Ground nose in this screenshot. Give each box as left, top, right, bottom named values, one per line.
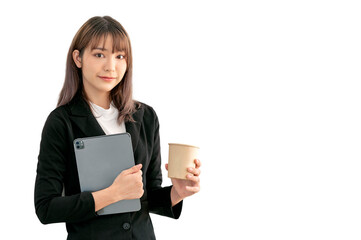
left=104, top=57, right=116, bottom=72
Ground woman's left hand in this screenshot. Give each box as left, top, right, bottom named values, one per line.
left=165, top=159, right=201, bottom=206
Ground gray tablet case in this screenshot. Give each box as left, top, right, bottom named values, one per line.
left=73, top=133, right=141, bottom=215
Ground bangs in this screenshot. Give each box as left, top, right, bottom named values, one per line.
left=88, top=30, right=130, bottom=56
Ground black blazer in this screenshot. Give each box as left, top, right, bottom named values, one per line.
left=34, top=93, right=182, bottom=240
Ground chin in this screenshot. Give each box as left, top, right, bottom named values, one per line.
left=100, top=83, right=118, bottom=92
left=103, top=87, right=117, bottom=93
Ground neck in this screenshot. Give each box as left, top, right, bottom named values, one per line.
left=85, top=91, right=111, bottom=109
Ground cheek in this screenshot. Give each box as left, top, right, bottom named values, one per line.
left=122, top=63, right=127, bottom=72
left=81, top=60, right=94, bottom=76
left=82, top=66, right=94, bottom=80
left=118, top=63, right=127, bottom=75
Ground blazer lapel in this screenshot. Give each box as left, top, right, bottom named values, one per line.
left=67, top=93, right=144, bottom=152
left=67, top=94, right=106, bottom=137
left=69, top=115, right=106, bottom=137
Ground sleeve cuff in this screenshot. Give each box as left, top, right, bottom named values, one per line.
left=80, top=191, right=98, bottom=219
left=148, top=186, right=183, bottom=219
left=171, top=199, right=183, bottom=219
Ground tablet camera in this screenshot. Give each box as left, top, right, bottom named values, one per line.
left=75, top=140, right=84, bottom=149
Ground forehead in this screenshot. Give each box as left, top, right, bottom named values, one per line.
left=88, top=34, right=128, bottom=53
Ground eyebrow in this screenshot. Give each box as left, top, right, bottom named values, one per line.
left=92, top=47, right=108, bottom=51
left=92, top=47, right=125, bottom=53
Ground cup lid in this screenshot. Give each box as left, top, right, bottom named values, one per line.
left=168, top=143, right=200, bottom=149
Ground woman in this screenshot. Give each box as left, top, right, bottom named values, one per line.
left=34, top=16, right=201, bottom=240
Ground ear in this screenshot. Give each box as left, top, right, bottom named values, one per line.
left=72, top=50, right=82, bottom=68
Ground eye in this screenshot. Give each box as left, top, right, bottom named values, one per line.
left=94, top=53, right=104, bottom=58
left=117, top=54, right=125, bottom=59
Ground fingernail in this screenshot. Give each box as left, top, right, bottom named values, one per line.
left=188, top=167, right=194, bottom=171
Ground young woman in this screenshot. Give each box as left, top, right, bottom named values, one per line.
left=34, top=16, right=201, bottom=240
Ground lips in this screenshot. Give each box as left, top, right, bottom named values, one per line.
left=99, top=76, right=116, bottom=82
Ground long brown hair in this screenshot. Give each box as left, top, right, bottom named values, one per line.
left=57, top=16, right=140, bottom=123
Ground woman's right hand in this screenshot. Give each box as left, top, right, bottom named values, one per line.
left=110, top=164, right=144, bottom=201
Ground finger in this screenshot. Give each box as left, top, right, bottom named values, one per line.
left=124, top=164, right=142, bottom=174
left=134, top=169, right=143, bottom=177
left=194, top=159, right=201, bottom=168
left=165, top=163, right=168, bottom=171
left=133, top=171, right=143, bottom=181
left=185, top=185, right=200, bottom=193
left=187, top=167, right=201, bottom=176
left=186, top=174, right=200, bottom=183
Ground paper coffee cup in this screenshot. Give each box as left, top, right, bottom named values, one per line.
left=168, top=143, right=200, bottom=180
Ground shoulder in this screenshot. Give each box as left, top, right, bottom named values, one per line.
left=137, top=101, right=157, bottom=116
left=135, top=101, right=159, bottom=125
left=41, top=105, right=71, bottom=135
left=46, top=105, right=70, bottom=123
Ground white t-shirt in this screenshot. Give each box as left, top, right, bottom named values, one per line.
left=89, top=101, right=126, bottom=135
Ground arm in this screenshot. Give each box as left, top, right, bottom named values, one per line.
left=146, top=110, right=182, bottom=219
left=34, top=111, right=96, bottom=224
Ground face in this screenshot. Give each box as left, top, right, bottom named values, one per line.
left=73, top=36, right=127, bottom=99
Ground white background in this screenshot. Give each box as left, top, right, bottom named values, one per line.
left=1, top=0, right=361, bottom=239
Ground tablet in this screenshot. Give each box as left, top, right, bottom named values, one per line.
left=73, top=133, right=141, bottom=215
